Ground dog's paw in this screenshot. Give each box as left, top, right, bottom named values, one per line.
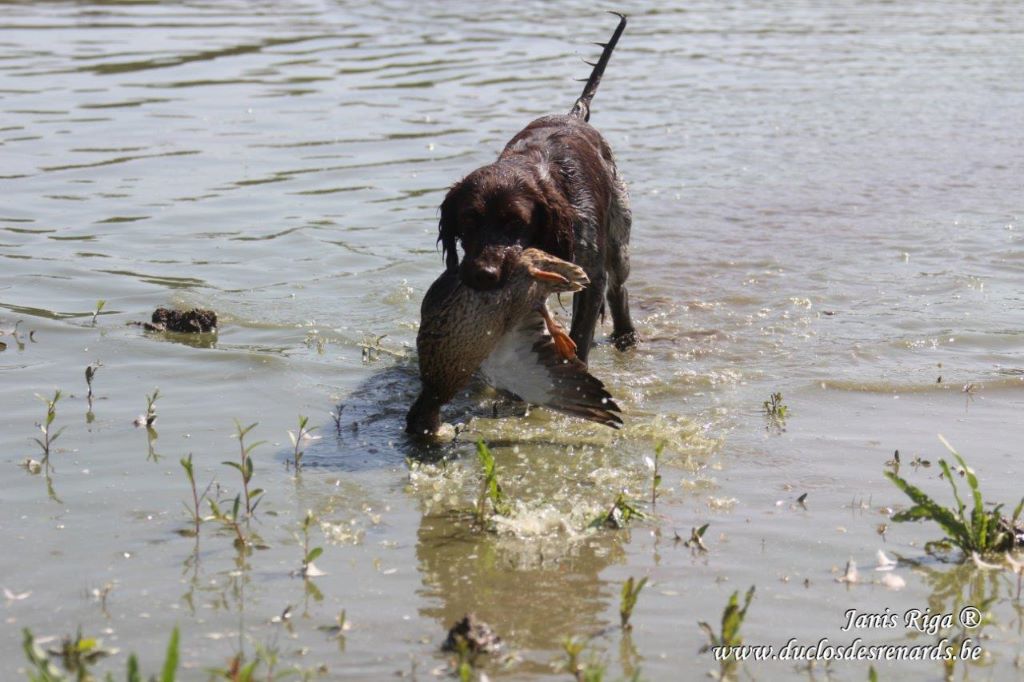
left=611, top=330, right=639, bottom=351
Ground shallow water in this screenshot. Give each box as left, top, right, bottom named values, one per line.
left=2, top=1, right=1023, bottom=680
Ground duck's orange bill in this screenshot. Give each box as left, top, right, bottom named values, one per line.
left=528, top=267, right=570, bottom=285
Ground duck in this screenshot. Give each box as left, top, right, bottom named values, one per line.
left=406, top=247, right=622, bottom=437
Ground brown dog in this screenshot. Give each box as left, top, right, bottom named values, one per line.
left=436, top=13, right=638, bottom=364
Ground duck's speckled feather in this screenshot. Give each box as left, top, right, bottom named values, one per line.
left=412, top=248, right=621, bottom=431
left=480, top=316, right=622, bottom=428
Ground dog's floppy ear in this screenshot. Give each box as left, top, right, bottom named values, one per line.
left=438, top=182, right=462, bottom=272
left=534, top=186, right=575, bottom=263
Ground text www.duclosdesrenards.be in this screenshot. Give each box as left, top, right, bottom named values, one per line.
left=712, top=637, right=983, bottom=663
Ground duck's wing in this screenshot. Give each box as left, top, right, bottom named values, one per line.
left=479, top=311, right=623, bottom=428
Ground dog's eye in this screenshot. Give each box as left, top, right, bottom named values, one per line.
left=499, top=212, right=526, bottom=231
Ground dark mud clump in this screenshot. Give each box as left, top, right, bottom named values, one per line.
left=441, top=613, right=502, bottom=655
left=141, top=307, right=217, bottom=333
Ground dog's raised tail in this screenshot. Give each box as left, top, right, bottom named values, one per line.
left=569, top=12, right=627, bottom=122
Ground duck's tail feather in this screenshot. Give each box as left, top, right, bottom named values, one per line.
left=540, top=341, right=623, bottom=428
left=480, top=314, right=623, bottom=429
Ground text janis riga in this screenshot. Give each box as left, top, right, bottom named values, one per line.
left=842, top=608, right=959, bottom=635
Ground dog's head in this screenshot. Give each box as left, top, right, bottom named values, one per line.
left=438, top=164, right=574, bottom=290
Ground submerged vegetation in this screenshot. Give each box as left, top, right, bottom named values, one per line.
left=11, top=342, right=1023, bottom=681
left=90, top=300, right=105, bottom=326
left=560, top=636, right=606, bottom=682
left=227, top=420, right=265, bottom=516
left=619, top=577, right=647, bottom=631
left=699, top=586, right=755, bottom=679
left=11, top=391, right=1023, bottom=682
left=297, top=510, right=324, bottom=578
left=474, top=439, right=509, bottom=524
left=178, top=453, right=209, bottom=539
left=24, top=391, right=64, bottom=502
left=84, top=362, right=101, bottom=418
left=646, top=441, right=664, bottom=510
left=329, top=402, right=345, bottom=433
left=207, top=494, right=250, bottom=551
left=134, top=388, right=159, bottom=428
left=683, top=523, right=710, bottom=552
left=33, top=390, right=65, bottom=465
left=442, top=614, right=502, bottom=682
left=287, top=415, right=318, bottom=471
left=22, top=626, right=178, bottom=682
left=144, top=389, right=158, bottom=426
left=135, top=389, right=162, bottom=462
left=3, top=319, right=35, bottom=350
left=590, top=493, right=645, bottom=530
left=762, top=392, right=788, bottom=431
left=885, top=436, right=1024, bottom=555
left=14, top=383, right=1022, bottom=682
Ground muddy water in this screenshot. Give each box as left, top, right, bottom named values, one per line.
left=2, top=1, right=1023, bottom=680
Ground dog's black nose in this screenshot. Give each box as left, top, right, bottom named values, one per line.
left=462, top=262, right=501, bottom=290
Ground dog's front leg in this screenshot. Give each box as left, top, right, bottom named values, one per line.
left=569, top=271, right=605, bottom=364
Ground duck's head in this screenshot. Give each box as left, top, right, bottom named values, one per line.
left=405, top=389, right=442, bottom=437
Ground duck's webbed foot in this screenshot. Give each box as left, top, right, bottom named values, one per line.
left=536, top=304, right=577, bottom=360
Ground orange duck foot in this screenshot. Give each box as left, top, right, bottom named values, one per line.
left=537, top=305, right=577, bottom=360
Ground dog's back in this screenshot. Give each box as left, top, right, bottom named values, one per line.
left=436, top=13, right=638, bottom=364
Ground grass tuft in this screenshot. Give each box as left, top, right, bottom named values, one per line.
left=179, top=453, right=211, bottom=539
left=208, top=494, right=250, bottom=551
left=683, top=523, right=710, bottom=552
left=91, top=299, right=105, bottom=326
left=298, top=510, right=324, bottom=578
left=33, top=390, right=65, bottom=465
left=763, top=392, right=788, bottom=432
left=475, top=439, right=509, bottom=525
left=22, top=625, right=179, bottom=682
left=699, top=585, right=755, bottom=679
left=561, top=636, right=605, bottom=682
left=288, top=415, right=319, bottom=471
left=619, top=576, right=648, bottom=630
left=143, top=388, right=159, bottom=427
left=590, top=492, right=645, bottom=530
left=885, top=436, right=1023, bottom=555
left=226, top=420, right=265, bottom=517
left=647, top=441, right=665, bottom=510
left=84, top=362, right=101, bottom=417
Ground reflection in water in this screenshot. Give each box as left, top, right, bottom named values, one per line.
left=303, top=362, right=519, bottom=469
left=908, top=559, right=1011, bottom=677
left=144, top=426, right=161, bottom=462
left=304, top=360, right=644, bottom=671
left=416, top=511, right=625, bottom=655
left=43, top=464, right=62, bottom=504
left=181, top=540, right=201, bottom=616
left=141, top=328, right=219, bottom=350
left=303, top=363, right=437, bottom=469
